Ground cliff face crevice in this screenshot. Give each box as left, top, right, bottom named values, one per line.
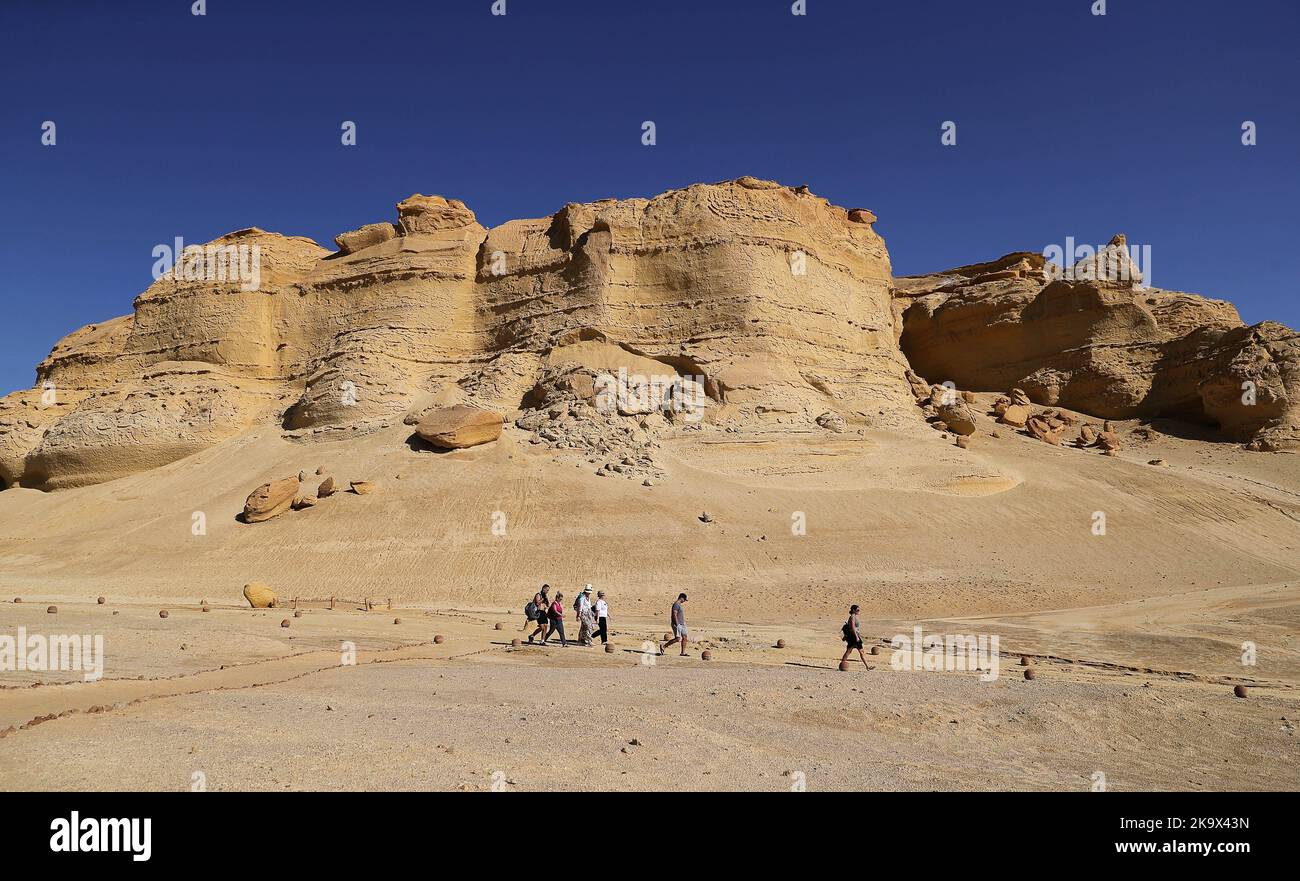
left=2, top=182, right=1297, bottom=491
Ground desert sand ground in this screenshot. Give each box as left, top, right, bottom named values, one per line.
left=1, top=399, right=1298, bottom=790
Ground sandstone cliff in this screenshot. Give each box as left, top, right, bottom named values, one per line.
left=1, top=182, right=1296, bottom=491
left=0, top=179, right=919, bottom=490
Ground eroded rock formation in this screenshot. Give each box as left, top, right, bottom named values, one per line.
left=1, top=180, right=1296, bottom=492
left=896, top=238, right=1300, bottom=451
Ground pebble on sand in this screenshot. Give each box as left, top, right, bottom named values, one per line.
left=1234, top=685, right=1248, bottom=699
left=434, top=634, right=445, bottom=644
left=158, top=610, right=168, bottom=619
left=776, top=639, right=786, bottom=649
left=1020, top=655, right=1031, bottom=666
left=280, top=619, right=290, bottom=628
left=47, top=605, right=57, bottom=614
left=494, top=622, right=503, bottom=630
left=838, top=660, right=849, bottom=671
left=702, top=650, right=712, bottom=660
left=394, top=618, right=402, bottom=625
left=605, top=643, right=614, bottom=653
left=13, top=598, right=20, bottom=603
left=511, top=639, right=521, bottom=648
left=97, top=596, right=106, bottom=605
left=870, top=646, right=880, bottom=655
left=294, top=610, right=303, bottom=618
left=1024, top=668, right=1036, bottom=680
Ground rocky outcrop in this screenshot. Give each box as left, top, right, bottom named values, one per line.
left=897, top=240, right=1299, bottom=450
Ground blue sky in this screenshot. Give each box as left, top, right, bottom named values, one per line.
left=1, top=0, right=1296, bottom=395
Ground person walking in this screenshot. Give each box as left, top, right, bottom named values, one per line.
left=543, top=591, right=567, bottom=647
left=526, top=584, right=550, bottom=643
left=839, top=604, right=869, bottom=669
left=658, top=593, right=689, bottom=656
left=594, top=590, right=610, bottom=645
left=576, top=584, right=596, bottom=647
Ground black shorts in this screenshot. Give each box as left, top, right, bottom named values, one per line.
left=845, top=637, right=863, bottom=650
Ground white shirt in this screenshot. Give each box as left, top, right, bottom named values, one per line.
left=595, top=599, right=608, bottom=617
left=577, top=594, right=592, bottom=613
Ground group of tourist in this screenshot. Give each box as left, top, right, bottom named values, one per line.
left=522, top=585, right=690, bottom=654
left=522, top=587, right=865, bottom=667
left=522, top=583, right=610, bottom=648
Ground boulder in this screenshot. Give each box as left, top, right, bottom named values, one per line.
left=935, top=400, right=977, bottom=436
left=243, top=581, right=277, bottom=609
left=350, top=480, right=375, bottom=495
left=1097, top=431, right=1122, bottom=451
left=998, top=404, right=1030, bottom=428
left=1078, top=424, right=1098, bottom=446
left=416, top=405, right=504, bottom=449
left=1027, top=416, right=1064, bottom=445
left=242, top=477, right=299, bottom=523
left=317, top=476, right=335, bottom=498
left=334, top=222, right=396, bottom=255
left=1009, top=388, right=1031, bottom=406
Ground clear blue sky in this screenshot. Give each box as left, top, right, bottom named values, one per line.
left=1, top=0, right=1296, bottom=395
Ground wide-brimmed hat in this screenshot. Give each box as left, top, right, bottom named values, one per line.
left=583, top=584, right=593, bottom=593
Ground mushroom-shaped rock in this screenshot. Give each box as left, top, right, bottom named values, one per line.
left=243, top=581, right=277, bottom=609
left=242, top=477, right=299, bottom=523
left=416, top=405, right=504, bottom=449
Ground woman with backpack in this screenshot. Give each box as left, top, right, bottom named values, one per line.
left=525, top=584, right=550, bottom=643
left=840, top=604, right=869, bottom=669
left=543, top=591, right=567, bottom=647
